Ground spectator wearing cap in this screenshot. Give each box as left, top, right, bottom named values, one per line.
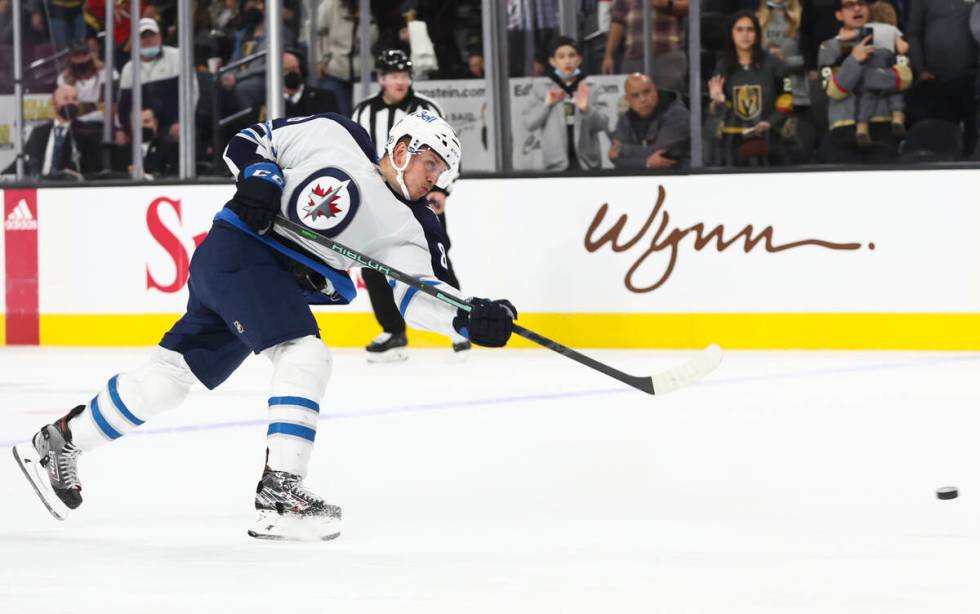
left=524, top=36, right=609, bottom=171
left=816, top=0, right=912, bottom=163
left=57, top=39, right=119, bottom=125
left=282, top=50, right=340, bottom=117
left=905, top=0, right=978, bottom=156
left=118, top=17, right=198, bottom=144
left=5, top=84, right=102, bottom=177
left=609, top=73, right=690, bottom=169
left=602, top=0, right=689, bottom=92
left=350, top=48, right=469, bottom=359
left=707, top=11, right=794, bottom=166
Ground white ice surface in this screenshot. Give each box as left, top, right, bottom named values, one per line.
left=1, top=347, right=979, bottom=613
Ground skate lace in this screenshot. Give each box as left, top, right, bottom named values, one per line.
left=282, top=475, right=323, bottom=507
left=56, top=443, right=82, bottom=490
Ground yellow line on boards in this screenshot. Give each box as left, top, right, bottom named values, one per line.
left=5, top=313, right=977, bottom=350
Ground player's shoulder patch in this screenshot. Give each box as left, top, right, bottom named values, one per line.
left=289, top=166, right=361, bottom=237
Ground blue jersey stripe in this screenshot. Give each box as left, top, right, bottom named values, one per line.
left=268, top=396, right=320, bottom=413
left=90, top=395, right=122, bottom=440
left=108, top=375, right=144, bottom=426
left=267, top=422, right=316, bottom=442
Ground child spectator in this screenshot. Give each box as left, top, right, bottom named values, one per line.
left=854, top=0, right=909, bottom=145
left=523, top=36, right=609, bottom=171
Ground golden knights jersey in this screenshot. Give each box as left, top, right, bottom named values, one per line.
left=221, top=112, right=458, bottom=338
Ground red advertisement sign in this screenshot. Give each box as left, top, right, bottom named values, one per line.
left=4, top=190, right=39, bottom=344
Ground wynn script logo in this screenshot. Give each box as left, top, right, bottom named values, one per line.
left=584, top=186, right=871, bottom=293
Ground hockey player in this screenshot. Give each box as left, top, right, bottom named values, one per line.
left=12, top=110, right=518, bottom=541
left=352, top=48, right=469, bottom=361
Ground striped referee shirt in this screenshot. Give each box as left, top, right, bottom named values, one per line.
left=351, top=88, right=458, bottom=192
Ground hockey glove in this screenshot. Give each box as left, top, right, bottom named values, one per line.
left=226, top=159, right=285, bottom=234
left=453, top=298, right=518, bottom=348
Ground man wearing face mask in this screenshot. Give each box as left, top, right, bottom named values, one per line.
left=8, top=85, right=102, bottom=178
left=118, top=18, right=197, bottom=145
left=524, top=36, right=609, bottom=171
left=282, top=50, right=340, bottom=118
left=112, top=108, right=180, bottom=178
left=57, top=39, right=120, bottom=125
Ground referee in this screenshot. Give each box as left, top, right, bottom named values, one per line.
left=352, top=49, right=469, bottom=362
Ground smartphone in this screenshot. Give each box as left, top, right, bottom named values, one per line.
left=858, top=26, right=874, bottom=43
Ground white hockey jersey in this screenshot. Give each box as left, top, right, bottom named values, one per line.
left=221, top=112, right=460, bottom=339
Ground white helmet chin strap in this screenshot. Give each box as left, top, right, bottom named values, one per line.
left=392, top=147, right=413, bottom=200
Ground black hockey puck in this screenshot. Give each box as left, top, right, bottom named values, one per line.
left=936, top=487, right=959, bottom=500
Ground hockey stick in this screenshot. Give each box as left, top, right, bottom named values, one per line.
left=274, top=216, right=722, bottom=395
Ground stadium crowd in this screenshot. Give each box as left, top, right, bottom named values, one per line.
left=0, top=0, right=977, bottom=180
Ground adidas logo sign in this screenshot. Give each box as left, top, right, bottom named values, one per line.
left=4, top=200, right=37, bottom=231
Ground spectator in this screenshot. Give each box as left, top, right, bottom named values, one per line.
left=282, top=50, right=340, bottom=117
left=905, top=0, right=978, bottom=157
left=816, top=0, right=912, bottom=163
left=707, top=11, right=793, bottom=166
left=118, top=18, right=197, bottom=143
left=224, top=0, right=297, bottom=112
left=113, top=108, right=179, bottom=178
left=758, top=0, right=809, bottom=109
left=210, top=0, right=239, bottom=32
left=374, top=14, right=440, bottom=80
left=609, top=72, right=690, bottom=169
left=57, top=39, right=118, bottom=125
left=506, top=0, right=559, bottom=77
left=855, top=1, right=909, bottom=144
left=7, top=85, right=102, bottom=178
left=43, top=0, right=87, bottom=50
left=465, top=50, right=484, bottom=78
left=579, top=0, right=612, bottom=75
left=523, top=36, right=609, bottom=171
left=315, top=0, right=377, bottom=117
left=602, top=0, right=689, bottom=92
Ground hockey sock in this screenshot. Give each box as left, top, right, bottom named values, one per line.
left=262, top=335, right=332, bottom=477
left=68, top=346, right=198, bottom=451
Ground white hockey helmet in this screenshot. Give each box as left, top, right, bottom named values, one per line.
left=385, top=109, right=461, bottom=199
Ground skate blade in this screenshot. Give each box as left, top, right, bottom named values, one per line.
left=366, top=348, right=408, bottom=364
left=247, top=510, right=341, bottom=542
left=12, top=444, right=71, bottom=521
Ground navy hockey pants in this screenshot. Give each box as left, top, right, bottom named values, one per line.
left=160, top=221, right=320, bottom=389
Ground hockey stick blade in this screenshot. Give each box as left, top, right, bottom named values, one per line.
left=272, top=216, right=722, bottom=395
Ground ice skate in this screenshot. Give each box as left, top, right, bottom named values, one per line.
left=248, top=469, right=342, bottom=541
left=12, top=406, right=85, bottom=521
left=366, top=331, right=408, bottom=363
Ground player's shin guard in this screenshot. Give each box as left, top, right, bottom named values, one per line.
left=262, top=336, right=332, bottom=477
left=68, top=346, right=198, bottom=451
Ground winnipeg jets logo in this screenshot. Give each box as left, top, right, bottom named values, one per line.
left=292, top=168, right=360, bottom=234
left=302, top=181, right=348, bottom=224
